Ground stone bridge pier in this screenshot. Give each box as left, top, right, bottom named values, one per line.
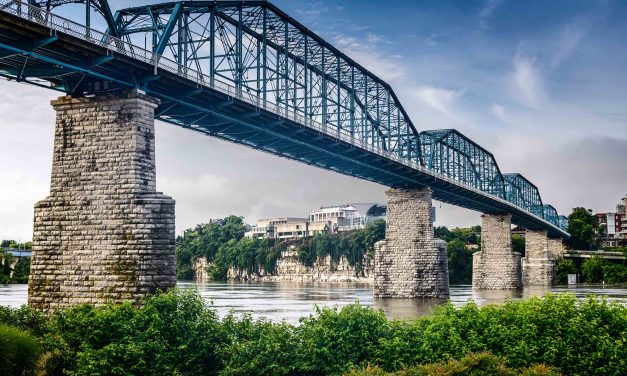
left=29, top=90, right=176, bottom=311
left=374, top=188, right=449, bottom=299
left=472, top=213, right=522, bottom=289
left=522, top=230, right=556, bottom=287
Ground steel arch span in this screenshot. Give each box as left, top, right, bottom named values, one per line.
left=0, top=0, right=569, bottom=237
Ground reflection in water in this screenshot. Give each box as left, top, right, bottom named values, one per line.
left=1, top=282, right=625, bottom=324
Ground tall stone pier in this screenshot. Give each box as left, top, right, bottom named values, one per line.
left=29, top=90, right=176, bottom=311
left=374, top=188, right=449, bottom=299
left=548, top=237, right=564, bottom=261
left=472, top=213, right=522, bottom=289
left=522, top=230, right=555, bottom=287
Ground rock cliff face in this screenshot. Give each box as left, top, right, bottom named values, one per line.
left=192, top=247, right=373, bottom=283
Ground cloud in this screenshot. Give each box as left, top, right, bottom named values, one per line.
left=295, top=1, right=329, bottom=24
left=331, top=33, right=406, bottom=81
left=551, top=23, right=587, bottom=68
left=478, top=0, right=503, bottom=29
left=491, top=103, right=508, bottom=122
left=411, top=86, right=465, bottom=115
left=510, top=46, right=547, bottom=109
left=425, top=33, right=441, bottom=47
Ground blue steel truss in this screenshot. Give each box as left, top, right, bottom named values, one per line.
left=419, top=129, right=506, bottom=199
left=503, top=173, right=544, bottom=218
left=543, top=205, right=559, bottom=228
left=113, top=1, right=421, bottom=164
left=0, top=0, right=569, bottom=236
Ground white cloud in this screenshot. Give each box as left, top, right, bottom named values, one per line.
left=331, top=33, right=406, bottom=81
left=510, top=46, right=547, bottom=109
left=478, top=0, right=503, bottom=29
left=479, top=0, right=502, bottom=18
left=411, top=86, right=465, bottom=115
left=491, top=103, right=508, bottom=122
left=551, top=23, right=587, bottom=68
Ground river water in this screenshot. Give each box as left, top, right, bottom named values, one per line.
left=1, top=282, right=626, bottom=324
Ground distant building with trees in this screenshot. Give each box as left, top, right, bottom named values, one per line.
left=245, top=203, right=387, bottom=240
left=596, top=194, right=627, bottom=248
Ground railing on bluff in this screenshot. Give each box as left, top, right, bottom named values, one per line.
left=0, top=0, right=569, bottom=235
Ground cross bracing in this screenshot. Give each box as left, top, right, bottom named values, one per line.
left=0, top=0, right=569, bottom=237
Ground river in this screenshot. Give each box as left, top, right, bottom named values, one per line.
left=1, top=282, right=626, bottom=324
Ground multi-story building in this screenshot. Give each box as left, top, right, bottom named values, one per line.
left=309, top=203, right=386, bottom=233
left=245, top=217, right=330, bottom=240
left=597, top=195, right=627, bottom=248
left=244, top=202, right=386, bottom=240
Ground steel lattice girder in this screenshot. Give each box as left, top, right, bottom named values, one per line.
left=0, top=0, right=570, bottom=238
left=503, top=173, right=544, bottom=218
left=543, top=205, right=559, bottom=227
left=558, top=215, right=569, bottom=231
left=419, top=129, right=506, bottom=199
left=113, top=1, right=421, bottom=164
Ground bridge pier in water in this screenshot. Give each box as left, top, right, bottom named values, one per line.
left=522, top=230, right=556, bottom=287
left=29, top=90, right=176, bottom=311
left=374, top=188, right=449, bottom=299
left=472, top=214, right=522, bottom=289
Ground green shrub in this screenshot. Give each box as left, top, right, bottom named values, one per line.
left=0, top=323, right=42, bottom=375
left=347, top=352, right=560, bottom=375
left=555, top=259, right=577, bottom=285
left=1, top=292, right=625, bottom=376
left=296, top=304, right=390, bottom=375
left=218, top=315, right=299, bottom=376
left=603, top=264, right=627, bottom=284
left=42, top=289, right=225, bottom=376
left=581, top=256, right=607, bottom=283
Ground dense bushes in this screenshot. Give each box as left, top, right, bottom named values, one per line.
left=348, top=352, right=560, bottom=376
left=555, top=259, right=577, bottom=284
left=0, top=323, right=42, bottom=375
left=0, top=291, right=625, bottom=376
left=555, top=256, right=627, bottom=284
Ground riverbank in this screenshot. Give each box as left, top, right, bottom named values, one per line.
left=1, top=290, right=625, bottom=375
left=193, top=247, right=374, bottom=283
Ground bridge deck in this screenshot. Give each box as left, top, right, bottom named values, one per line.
left=0, top=1, right=568, bottom=238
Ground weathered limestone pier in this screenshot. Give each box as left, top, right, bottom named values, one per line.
left=29, top=90, right=176, bottom=311
left=374, top=188, right=449, bottom=299
left=472, top=214, right=522, bottom=289
left=522, top=230, right=556, bottom=287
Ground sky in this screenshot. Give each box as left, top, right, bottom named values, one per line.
left=1, top=0, right=627, bottom=241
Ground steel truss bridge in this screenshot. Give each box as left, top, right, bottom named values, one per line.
left=0, top=0, right=569, bottom=237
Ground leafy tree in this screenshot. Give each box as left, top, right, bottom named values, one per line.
left=567, top=207, right=600, bottom=250
left=434, top=226, right=453, bottom=242
left=555, top=259, right=577, bottom=284
left=512, top=234, right=525, bottom=256
left=581, top=256, right=607, bottom=283
left=603, top=264, right=627, bottom=284
left=447, top=239, right=472, bottom=284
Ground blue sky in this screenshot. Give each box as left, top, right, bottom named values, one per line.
left=1, top=0, right=626, bottom=240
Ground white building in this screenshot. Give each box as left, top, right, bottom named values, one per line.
left=309, top=203, right=386, bottom=233
left=245, top=217, right=329, bottom=240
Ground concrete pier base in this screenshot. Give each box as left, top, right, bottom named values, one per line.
left=522, top=230, right=555, bottom=287
left=29, top=90, right=176, bottom=311
left=374, top=188, right=449, bottom=299
left=472, top=213, right=522, bottom=289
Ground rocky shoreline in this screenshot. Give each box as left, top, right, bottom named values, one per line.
left=193, top=246, right=374, bottom=283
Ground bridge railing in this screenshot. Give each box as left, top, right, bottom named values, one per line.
left=0, top=0, right=567, bottom=235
